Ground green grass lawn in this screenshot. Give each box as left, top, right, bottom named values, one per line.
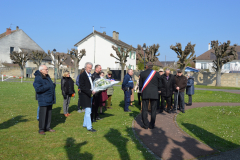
left=1, top=82, right=240, bottom=159
left=177, top=106, right=240, bottom=152
left=195, top=85, right=240, bottom=90
left=0, top=82, right=153, bottom=160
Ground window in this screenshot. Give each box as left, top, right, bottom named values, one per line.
left=201, top=63, right=207, bottom=69
left=129, top=51, right=132, bottom=59
left=224, top=63, right=230, bottom=70
left=10, top=47, right=14, bottom=54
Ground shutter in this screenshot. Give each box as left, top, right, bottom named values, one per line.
left=129, top=51, right=132, bottom=59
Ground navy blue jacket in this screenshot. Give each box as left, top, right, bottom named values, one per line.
left=122, top=73, right=133, bottom=90
left=186, top=77, right=195, bottom=95
left=33, top=70, right=56, bottom=107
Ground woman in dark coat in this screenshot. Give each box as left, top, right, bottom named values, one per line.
left=186, top=72, right=195, bottom=106
left=61, top=71, right=75, bottom=117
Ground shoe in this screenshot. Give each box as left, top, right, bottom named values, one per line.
left=67, top=113, right=71, bottom=116
left=182, top=111, right=185, bottom=113
left=48, top=129, right=55, bottom=132
left=39, top=131, right=45, bottom=135
left=37, top=119, right=39, bottom=121
left=88, top=128, right=97, bottom=132
left=64, top=114, right=68, bottom=117
left=149, top=126, right=155, bottom=129
left=107, top=107, right=112, bottom=109
left=96, top=117, right=103, bottom=120
left=186, top=103, right=192, bottom=106
left=142, top=126, right=148, bottom=129
left=78, top=110, right=82, bottom=113
left=159, top=110, right=163, bottom=113
left=172, top=110, right=177, bottom=113
left=167, top=110, right=170, bottom=113
left=130, top=105, right=134, bottom=107
left=124, top=110, right=131, bottom=112
left=92, top=119, right=97, bottom=122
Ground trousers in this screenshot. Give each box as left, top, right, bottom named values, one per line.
left=137, top=93, right=141, bottom=105
left=124, top=90, right=131, bottom=111
left=161, top=96, right=172, bottom=111
left=157, top=93, right=161, bottom=109
left=39, top=105, right=52, bottom=132
left=92, top=94, right=100, bottom=120
left=63, top=95, right=71, bottom=114
left=188, top=95, right=192, bottom=104
left=107, top=95, right=112, bottom=108
left=174, top=92, right=185, bottom=111
left=83, top=97, right=93, bottom=130
left=141, top=99, right=157, bottom=128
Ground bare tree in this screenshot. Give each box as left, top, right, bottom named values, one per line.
left=30, top=50, right=47, bottom=68
left=211, top=40, right=237, bottom=86
left=10, top=51, right=30, bottom=77
left=48, top=50, right=68, bottom=79
left=110, top=45, right=134, bottom=82
left=137, top=43, right=160, bottom=65
left=68, top=48, right=86, bottom=80
left=170, top=42, right=196, bottom=74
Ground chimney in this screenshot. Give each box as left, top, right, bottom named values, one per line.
left=113, top=31, right=117, bottom=40
left=208, top=43, right=210, bottom=50
left=16, top=26, right=19, bottom=31
left=6, top=28, right=11, bottom=35
left=103, top=31, right=106, bottom=35
left=116, top=32, right=119, bottom=40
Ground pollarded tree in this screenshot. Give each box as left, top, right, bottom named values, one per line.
left=30, top=50, right=47, bottom=68
left=68, top=48, right=86, bottom=80
left=211, top=40, right=237, bottom=86
left=110, top=45, right=134, bottom=82
left=10, top=51, right=30, bottom=77
left=137, top=43, right=160, bottom=65
left=48, top=50, right=68, bottom=79
left=170, top=42, right=196, bottom=74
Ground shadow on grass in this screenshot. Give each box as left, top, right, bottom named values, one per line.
left=51, top=107, right=66, bottom=129
left=104, top=128, right=130, bottom=160
left=64, top=137, right=93, bottom=160
left=69, top=104, right=78, bottom=114
left=0, top=115, right=28, bottom=130
left=181, top=123, right=240, bottom=151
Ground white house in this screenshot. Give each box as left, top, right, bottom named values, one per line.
left=0, top=26, right=51, bottom=68
left=196, top=45, right=240, bottom=73
left=74, top=30, right=136, bottom=70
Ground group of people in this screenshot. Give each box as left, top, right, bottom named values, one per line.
left=33, top=62, right=115, bottom=134
left=126, top=62, right=195, bottom=129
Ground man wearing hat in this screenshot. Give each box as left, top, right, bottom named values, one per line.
left=174, top=69, right=187, bottom=113
left=157, top=69, right=164, bottom=109
left=106, top=71, right=114, bottom=109
left=139, top=62, right=161, bottom=129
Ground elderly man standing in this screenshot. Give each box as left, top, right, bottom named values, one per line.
left=173, top=70, right=187, bottom=113
left=139, top=63, right=161, bottom=129
left=160, top=68, right=175, bottom=113
left=79, top=62, right=96, bottom=132
left=122, top=69, right=134, bottom=112
left=33, top=65, right=56, bottom=135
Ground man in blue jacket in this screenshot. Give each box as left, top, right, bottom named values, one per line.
left=122, top=69, right=134, bottom=112
left=33, top=65, right=56, bottom=135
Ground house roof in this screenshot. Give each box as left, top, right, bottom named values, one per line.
left=20, top=48, right=52, bottom=61
left=0, top=30, right=17, bottom=39
left=61, top=54, right=74, bottom=67
left=196, top=46, right=240, bottom=60
left=74, top=30, right=135, bottom=49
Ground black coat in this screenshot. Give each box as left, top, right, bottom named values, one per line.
left=160, top=74, right=175, bottom=97
left=61, top=77, right=75, bottom=97
left=79, top=71, right=92, bottom=108
left=139, top=69, right=161, bottom=100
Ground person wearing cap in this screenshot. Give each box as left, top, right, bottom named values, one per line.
left=157, top=69, right=164, bottom=109
left=173, top=69, right=187, bottom=113
left=122, top=69, right=134, bottom=112
left=159, top=68, right=175, bottom=113
left=106, top=71, right=114, bottom=109
left=139, top=63, right=161, bottom=129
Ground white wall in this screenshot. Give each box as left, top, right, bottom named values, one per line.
left=76, top=34, right=136, bottom=70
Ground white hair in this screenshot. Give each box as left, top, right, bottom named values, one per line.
left=39, top=65, right=46, bottom=71
left=187, top=72, right=192, bottom=77
left=84, top=62, right=93, bottom=68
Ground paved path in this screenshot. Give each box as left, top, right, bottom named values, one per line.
left=133, top=102, right=240, bottom=160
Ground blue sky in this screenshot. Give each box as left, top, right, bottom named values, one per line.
left=1, top=0, right=239, bottom=62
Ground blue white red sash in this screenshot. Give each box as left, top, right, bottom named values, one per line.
left=141, top=70, right=156, bottom=92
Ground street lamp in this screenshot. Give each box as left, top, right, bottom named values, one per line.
left=142, top=44, right=146, bottom=70
left=53, top=48, right=57, bottom=84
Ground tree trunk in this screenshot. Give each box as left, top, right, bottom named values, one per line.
left=121, top=64, right=125, bottom=82
left=20, top=66, right=24, bottom=78
left=216, top=69, right=221, bottom=86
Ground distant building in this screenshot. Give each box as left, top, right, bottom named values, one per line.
left=74, top=30, right=136, bottom=70
left=160, top=61, right=176, bottom=68
left=195, top=45, right=240, bottom=73
left=0, top=26, right=51, bottom=68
